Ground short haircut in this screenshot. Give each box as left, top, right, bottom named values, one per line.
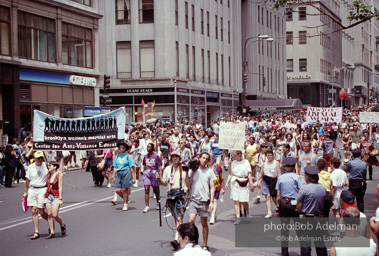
left=330, top=157, right=341, bottom=168
left=302, top=140, right=311, bottom=147
left=343, top=207, right=360, bottom=226
left=283, top=144, right=290, bottom=150
left=199, top=152, right=210, bottom=160
left=148, top=142, right=155, bottom=151
left=316, top=158, right=328, bottom=171
left=177, top=223, right=199, bottom=245
left=266, top=149, right=274, bottom=155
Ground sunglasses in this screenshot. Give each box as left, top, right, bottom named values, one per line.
left=235, top=152, right=242, bottom=155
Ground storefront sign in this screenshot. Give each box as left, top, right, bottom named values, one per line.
left=306, top=107, right=343, bottom=123
left=359, top=112, right=379, bottom=123
left=218, top=122, right=245, bottom=150
left=84, top=107, right=111, bottom=117
left=287, top=75, right=311, bottom=81
left=33, top=107, right=126, bottom=150
left=191, top=90, right=204, bottom=95
left=206, top=91, right=219, bottom=99
left=177, top=88, right=189, bottom=93
left=126, top=88, right=153, bottom=93
left=69, top=75, right=97, bottom=87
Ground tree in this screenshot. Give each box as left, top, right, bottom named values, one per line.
left=272, top=0, right=379, bottom=30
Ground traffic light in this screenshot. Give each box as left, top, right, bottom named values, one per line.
left=104, top=74, right=111, bottom=90
left=243, top=73, right=248, bottom=84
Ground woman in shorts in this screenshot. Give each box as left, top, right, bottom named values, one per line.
left=255, top=149, right=280, bottom=219
left=102, top=148, right=114, bottom=188
left=44, top=161, right=66, bottom=239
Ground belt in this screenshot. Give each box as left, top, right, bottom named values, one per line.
left=32, top=186, right=47, bottom=189
left=233, top=175, right=248, bottom=179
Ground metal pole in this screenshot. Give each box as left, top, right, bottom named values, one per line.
left=174, top=80, right=177, bottom=123
left=189, top=83, right=192, bottom=121
left=204, top=87, right=207, bottom=127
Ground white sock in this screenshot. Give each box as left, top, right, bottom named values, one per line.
left=267, top=211, right=272, bottom=215
left=175, top=231, right=178, bottom=240
left=124, top=203, right=128, bottom=206
left=257, top=196, right=260, bottom=199
left=113, top=194, right=117, bottom=201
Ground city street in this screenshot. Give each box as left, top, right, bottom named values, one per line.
left=0, top=157, right=378, bottom=256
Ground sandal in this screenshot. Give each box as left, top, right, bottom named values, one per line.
left=30, top=233, right=40, bottom=240
left=61, top=224, right=66, bottom=236
left=46, top=233, right=55, bottom=239
left=202, top=246, right=209, bottom=251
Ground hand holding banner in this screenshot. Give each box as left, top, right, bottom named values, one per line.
left=218, top=122, right=245, bottom=150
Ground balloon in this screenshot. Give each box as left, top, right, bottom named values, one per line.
left=339, top=89, right=348, bottom=99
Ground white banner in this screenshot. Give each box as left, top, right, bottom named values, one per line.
left=306, top=107, right=343, bottom=123
left=359, top=112, right=379, bottom=123
left=218, top=122, right=245, bottom=150
left=33, top=107, right=126, bottom=150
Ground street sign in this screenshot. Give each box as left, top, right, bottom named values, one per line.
left=236, top=89, right=243, bottom=93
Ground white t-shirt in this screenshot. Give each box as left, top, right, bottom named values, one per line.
left=231, top=159, right=251, bottom=179
left=189, top=167, right=216, bottom=202
left=298, top=152, right=318, bottom=176
left=26, top=163, right=49, bottom=187
left=162, top=165, right=188, bottom=191
left=376, top=206, right=379, bottom=221
left=174, top=243, right=211, bottom=256
left=334, top=236, right=376, bottom=256
left=331, top=168, right=348, bottom=188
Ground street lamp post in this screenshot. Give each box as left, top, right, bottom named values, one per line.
left=242, top=35, right=273, bottom=108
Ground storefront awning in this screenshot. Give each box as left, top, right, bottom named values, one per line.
left=246, top=98, right=303, bottom=111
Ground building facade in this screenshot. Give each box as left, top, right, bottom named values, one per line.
left=0, top=0, right=101, bottom=144
left=98, top=0, right=244, bottom=125
left=242, top=0, right=287, bottom=102
left=286, top=0, right=343, bottom=107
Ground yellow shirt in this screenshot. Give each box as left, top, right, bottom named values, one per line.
left=318, top=171, right=332, bottom=192
left=246, top=144, right=259, bottom=165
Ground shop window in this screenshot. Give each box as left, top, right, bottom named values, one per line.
left=140, top=40, right=155, bottom=78
left=0, top=6, right=10, bottom=56
left=18, top=11, right=55, bottom=62
left=71, top=0, right=91, bottom=6
left=139, top=0, right=154, bottom=23
left=116, top=0, right=131, bottom=24
left=62, top=23, right=92, bottom=68
left=287, top=59, right=293, bottom=72
left=299, top=58, right=307, bottom=72
left=117, top=42, right=132, bottom=78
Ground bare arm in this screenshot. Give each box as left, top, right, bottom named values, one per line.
left=296, top=202, right=303, bottom=213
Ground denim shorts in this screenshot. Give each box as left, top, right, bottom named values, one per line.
left=44, top=193, right=60, bottom=205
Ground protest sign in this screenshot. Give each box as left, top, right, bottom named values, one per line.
left=306, top=107, right=343, bottom=123
left=218, top=122, right=245, bottom=150
left=33, top=107, right=126, bottom=150
left=359, top=112, right=379, bottom=123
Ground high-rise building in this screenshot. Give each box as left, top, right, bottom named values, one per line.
left=0, top=0, right=101, bottom=142
left=286, top=0, right=343, bottom=107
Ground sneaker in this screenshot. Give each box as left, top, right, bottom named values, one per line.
left=107, top=183, right=111, bottom=188
left=264, top=213, right=272, bottom=219
left=19, top=179, right=26, bottom=183
left=153, top=194, right=156, bottom=199
left=75, top=164, right=79, bottom=168
left=245, top=212, right=252, bottom=218
left=111, top=200, right=117, bottom=205
left=156, top=203, right=160, bottom=211
left=209, top=218, right=215, bottom=224
left=122, top=204, right=128, bottom=211
left=253, top=198, right=260, bottom=204
left=143, top=206, right=150, bottom=213
left=234, top=218, right=241, bottom=225
left=133, top=181, right=138, bottom=188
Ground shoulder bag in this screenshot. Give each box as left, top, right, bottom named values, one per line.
left=97, top=149, right=110, bottom=171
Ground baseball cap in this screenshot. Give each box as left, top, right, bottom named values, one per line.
left=340, top=190, right=357, bottom=208
left=34, top=151, right=44, bottom=158
left=171, top=151, right=181, bottom=158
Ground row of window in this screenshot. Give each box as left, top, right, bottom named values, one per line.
left=287, top=58, right=307, bottom=72
left=257, top=65, right=284, bottom=95
left=258, top=5, right=284, bottom=34
left=320, top=32, right=332, bottom=49
left=286, top=31, right=307, bottom=45
left=116, top=40, right=231, bottom=86
left=0, top=7, right=93, bottom=68
left=258, top=40, right=285, bottom=61
left=320, top=59, right=332, bottom=75
left=286, top=7, right=306, bottom=21
left=116, top=0, right=153, bottom=24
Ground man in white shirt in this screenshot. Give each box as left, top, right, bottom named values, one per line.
left=22, top=151, right=49, bottom=240
left=297, top=141, right=318, bottom=183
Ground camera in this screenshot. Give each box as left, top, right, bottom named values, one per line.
left=188, top=157, right=200, bottom=171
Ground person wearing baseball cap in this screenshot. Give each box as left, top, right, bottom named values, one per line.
left=23, top=150, right=49, bottom=240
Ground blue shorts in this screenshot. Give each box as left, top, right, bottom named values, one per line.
left=115, top=170, right=133, bottom=188
left=44, top=193, right=59, bottom=205
left=143, top=170, right=159, bottom=186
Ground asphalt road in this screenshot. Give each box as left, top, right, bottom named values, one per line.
left=0, top=154, right=378, bottom=256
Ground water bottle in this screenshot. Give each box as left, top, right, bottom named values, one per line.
left=219, top=194, right=224, bottom=203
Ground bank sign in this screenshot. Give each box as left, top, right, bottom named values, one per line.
left=20, top=69, right=97, bottom=87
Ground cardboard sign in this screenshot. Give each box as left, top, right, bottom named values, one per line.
left=306, top=107, right=343, bottom=123
left=359, top=112, right=379, bottom=123
left=218, top=122, right=245, bottom=150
